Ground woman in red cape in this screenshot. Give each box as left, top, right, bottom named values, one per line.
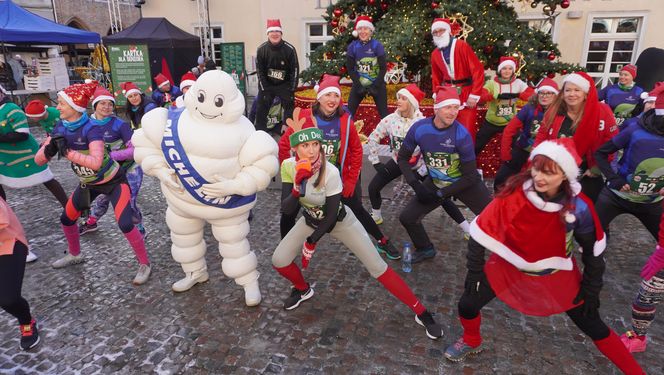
left=443, top=138, right=645, bottom=375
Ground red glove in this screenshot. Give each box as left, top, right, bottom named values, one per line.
left=408, top=155, right=419, bottom=166
left=341, top=181, right=355, bottom=198
left=301, top=240, right=317, bottom=269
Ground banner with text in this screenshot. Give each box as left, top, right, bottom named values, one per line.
left=108, top=44, right=151, bottom=106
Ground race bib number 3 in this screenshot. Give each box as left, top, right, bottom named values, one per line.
left=390, top=136, right=404, bottom=152
left=71, top=163, right=95, bottom=177
left=496, top=104, right=514, bottom=118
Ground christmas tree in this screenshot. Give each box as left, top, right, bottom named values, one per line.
left=301, top=0, right=579, bottom=91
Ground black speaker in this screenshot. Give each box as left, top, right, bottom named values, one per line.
left=134, top=0, right=146, bottom=8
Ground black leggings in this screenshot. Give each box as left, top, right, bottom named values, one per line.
left=596, top=187, right=662, bottom=240
left=457, top=273, right=610, bottom=341
left=61, top=179, right=135, bottom=233
left=580, top=175, right=604, bottom=203
left=280, top=174, right=386, bottom=241
left=475, top=120, right=504, bottom=156
left=0, top=178, right=68, bottom=208
left=255, top=88, right=294, bottom=134
left=368, top=159, right=467, bottom=224
left=0, top=241, right=32, bottom=325
left=399, top=181, right=491, bottom=250
left=348, top=85, right=389, bottom=120
left=493, top=147, right=530, bottom=193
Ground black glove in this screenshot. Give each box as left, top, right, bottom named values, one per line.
left=464, top=270, right=487, bottom=297
left=373, top=163, right=391, bottom=178
left=0, top=132, right=29, bottom=143
left=572, top=284, right=600, bottom=319
left=43, top=138, right=59, bottom=158
left=606, top=175, right=629, bottom=190
left=497, top=93, right=520, bottom=100
left=52, top=135, right=69, bottom=159
left=413, top=182, right=439, bottom=203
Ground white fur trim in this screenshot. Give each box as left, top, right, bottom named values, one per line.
left=593, top=235, right=606, bottom=257
left=563, top=73, right=590, bottom=93
left=355, top=20, right=374, bottom=31
left=397, top=88, right=419, bottom=110
left=57, top=91, right=86, bottom=112
left=124, top=88, right=140, bottom=97
left=433, top=98, right=461, bottom=109
left=469, top=218, right=574, bottom=272
left=524, top=181, right=563, bottom=212
left=656, top=109, right=664, bottom=116
left=180, top=80, right=195, bottom=89
left=157, top=80, right=170, bottom=89
left=431, top=21, right=451, bottom=34
left=497, top=60, right=516, bottom=73
left=536, top=85, right=559, bottom=95
left=467, top=93, right=480, bottom=102
left=530, top=141, right=580, bottom=183
left=316, top=86, right=341, bottom=100
left=266, top=26, right=282, bottom=34
left=92, top=94, right=115, bottom=107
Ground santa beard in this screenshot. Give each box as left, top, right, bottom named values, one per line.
left=433, top=33, right=450, bottom=49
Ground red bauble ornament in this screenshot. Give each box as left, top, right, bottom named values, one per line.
left=483, top=45, right=494, bottom=55
left=547, top=52, right=556, bottom=61
left=340, top=66, right=348, bottom=75
left=349, top=12, right=356, bottom=20
left=547, top=72, right=556, bottom=78
left=368, top=0, right=376, bottom=5
left=561, top=69, right=568, bottom=75
left=333, top=8, right=343, bottom=17
left=561, top=0, right=571, bottom=9
left=431, top=2, right=439, bottom=9
left=339, top=26, right=346, bottom=33
left=331, top=19, right=339, bottom=28
left=381, top=2, right=389, bottom=11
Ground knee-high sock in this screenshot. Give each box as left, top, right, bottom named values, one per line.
left=124, top=227, right=149, bottom=265
left=593, top=330, right=645, bottom=375
left=377, top=267, right=426, bottom=315
left=274, top=262, right=308, bottom=291
left=62, top=224, right=80, bottom=256
left=460, top=315, right=482, bottom=347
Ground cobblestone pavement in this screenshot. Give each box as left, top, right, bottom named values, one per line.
left=0, top=130, right=662, bottom=374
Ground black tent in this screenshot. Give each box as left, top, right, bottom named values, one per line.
left=103, top=18, right=200, bottom=89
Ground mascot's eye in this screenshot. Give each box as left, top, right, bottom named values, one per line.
left=197, top=90, right=206, bottom=103
left=214, top=95, right=224, bottom=108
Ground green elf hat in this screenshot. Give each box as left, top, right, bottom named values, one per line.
left=288, top=107, right=323, bottom=147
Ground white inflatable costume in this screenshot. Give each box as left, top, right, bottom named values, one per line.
left=132, top=70, right=279, bottom=306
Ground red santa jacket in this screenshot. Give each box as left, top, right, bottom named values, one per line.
left=430, top=38, right=485, bottom=104
left=278, top=109, right=363, bottom=196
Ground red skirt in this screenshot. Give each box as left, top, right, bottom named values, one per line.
left=484, top=253, right=582, bottom=317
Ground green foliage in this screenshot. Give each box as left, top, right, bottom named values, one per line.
left=300, top=0, right=581, bottom=88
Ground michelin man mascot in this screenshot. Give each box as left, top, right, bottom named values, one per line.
left=132, top=70, right=279, bottom=306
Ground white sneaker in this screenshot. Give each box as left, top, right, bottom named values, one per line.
left=52, top=253, right=84, bottom=269
left=172, top=270, right=209, bottom=292
left=370, top=212, right=384, bottom=225
left=243, top=280, right=262, bottom=307
left=132, top=264, right=151, bottom=285
left=26, top=250, right=38, bottom=263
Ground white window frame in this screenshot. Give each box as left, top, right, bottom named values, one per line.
left=517, top=13, right=560, bottom=43
left=192, top=23, right=225, bottom=65
left=315, top=0, right=337, bottom=9
left=302, top=18, right=334, bottom=68
left=581, top=11, right=648, bottom=88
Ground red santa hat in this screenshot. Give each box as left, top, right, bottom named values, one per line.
left=433, top=86, right=461, bottom=109
left=58, top=81, right=97, bottom=112
left=180, top=72, right=197, bottom=90
left=397, top=84, right=425, bottom=111
left=641, top=81, right=663, bottom=105
left=153, top=73, right=171, bottom=89
left=24, top=100, right=48, bottom=118
left=497, top=56, right=518, bottom=73
left=120, top=82, right=141, bottom=97
left=315, top=74, right=342, bottom=101
left=529, top=138, right=581, bottom=190
left=562, top=72, right=591, bottom=93
left=266, top=19, right=283, bottom=34
left=91, top=86, right=115, bottom=107
left=431, top=18, right=451, bottom=34
left=536, top=77, right=559, bottom=95
left=352, top=16, right=374, bottom=37
left=620, top=64, right=637, bottom=79
left=649, top=82, right=664, bottom=116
